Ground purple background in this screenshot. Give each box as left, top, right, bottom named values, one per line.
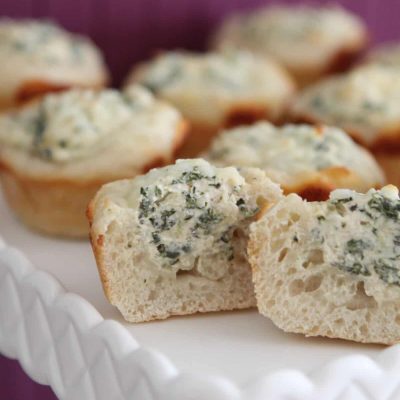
left=1, top=0, right=400, bottom=399
left=1, top=0, right=400, bottom=85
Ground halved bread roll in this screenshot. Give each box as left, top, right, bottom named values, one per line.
left=0, top=86, right=186, bottom=237
left=249, top=185, right=400, bottom=344
left=204, top=122, right=385, bottom=200
left=88, top=159, right=282, bottom=322
left=125, top=50, right=295, bottom=157
left=0, top=19, right=109, bottom=109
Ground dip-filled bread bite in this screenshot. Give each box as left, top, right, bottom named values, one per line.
left=204, top=123, right=384, bottom=201
left=0, top=86, right=186, bottom=237
left=125, top=50, right=295, bottom=157
left=212, top=5, right=367, bottom=87
left=291, top=65, right=400, bottom=188
left=87, top=159, right=282, bottom=322
left=249, top=185, right=400, bottom=344
left=0, top=19, right=109, bottom=109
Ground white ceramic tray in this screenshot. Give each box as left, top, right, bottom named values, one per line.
left=1, top=191, right=400, bottom=400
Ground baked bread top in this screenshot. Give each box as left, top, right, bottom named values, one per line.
left=204, top=122, right=385, bottom=195
left=291, top=65, right=400, bottom=148
left=249, top=184, right=400, bottom=344
left=212, top=5, right=367, bottom=83
left=0, top=86, right=185, bottom=182
left=126, top=50, right=295, bottom=125
left=0, top=19, right=108, bottom=104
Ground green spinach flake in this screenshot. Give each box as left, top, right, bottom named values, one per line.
left=374, top=261, right=400, bottom=286
left=346, top=239, right=369, bottom=259
left=367, top=194, right=400, bottom=221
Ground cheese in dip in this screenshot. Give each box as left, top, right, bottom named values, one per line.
left=303, top=186, right=400, bottom=293
left=0, top=86, right=183, bottom=180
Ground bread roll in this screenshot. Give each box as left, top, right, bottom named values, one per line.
left=291, top=65, right=400, bottom=187
left=204, top=122, right=384, bottom=200
left=88, top=159, right=282, bottom=322
left=249, top=185, right=400, bottom=344
left=126, top=50, right=295, bottom=157
left=0, top=86, right=186, bottom=237
left=212, top=5, right=367, bottom=87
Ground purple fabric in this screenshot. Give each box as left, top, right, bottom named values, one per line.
left=0, top=355, right=56, bottom=399
left=0, top=1, right=399, bottom=399
left=1, top=0, right=399, bottom=85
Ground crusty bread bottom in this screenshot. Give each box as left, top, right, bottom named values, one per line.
left=287, top=39, right=367, bottom=88
left=249, top=194, right=400, bottom=345
left=0, top=79, right=108, bottom=111
left=175, top=122, right=219, bottom=159
left=0, top=168, right=102, bottom=238
left=176, top=107, right=272, bottom=159
left=287, top=166, right=383, bottom=201
left=88, top=212, right=256, bottom=322
left=374, top=152, right=400, bottom=188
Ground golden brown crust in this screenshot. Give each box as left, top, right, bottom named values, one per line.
left=374, top=152, right=400, bottom=188
left=175, top=121, right=219, bottom=159
left=284, top=166, right=382, bottom=201
left=288, top=33, right=369, bottom=87
left=324, top=37, right=368, bottom=76
left=16, top=80, right=71, bottom=105
left=87, top=200, right=112, bottom=300
left=0, top=76, right=109, bottom=110
left=0, top=166, right=101, bottom=237
left=224, top=104, right=269, bottom=128
left=169, top=119, right=189, bottom=160
left=370, top=130, right=400, bottom=153
left=293, top=183, right=333, bottom=202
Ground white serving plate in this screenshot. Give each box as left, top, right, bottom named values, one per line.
left=1, top=191, right=400, bottom=400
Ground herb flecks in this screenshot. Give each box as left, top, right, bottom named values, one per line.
left=194, top=208, right=223, bottom=235
left=332, top=239, right=371, bottom=277
left=138, top=167, right=239, bottom=267
left=142, top=62, right=182, bottom=93
left=236, top=197, right=259, bottom=217
left=171, top=166, right=209, bottom=184
left=138, top=187, right=154, bottom=220
left=149, top=209, right=176, bottom=231
left=346, top=239, right=370, bottom=259
left=334, top=261, right=371, bottom=276
left=367, top=194, right=400, bottom=221
left=31, top=104, right=52, bottom=160
left=323, top=191, right=400, bottom=285
left=329, top=197, right=354, bottom=216
left=311, top=96, right=324, bottom=110
left=336, top=197, right=353, bottom=203
left=374, top=261, right=400, bottom=286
